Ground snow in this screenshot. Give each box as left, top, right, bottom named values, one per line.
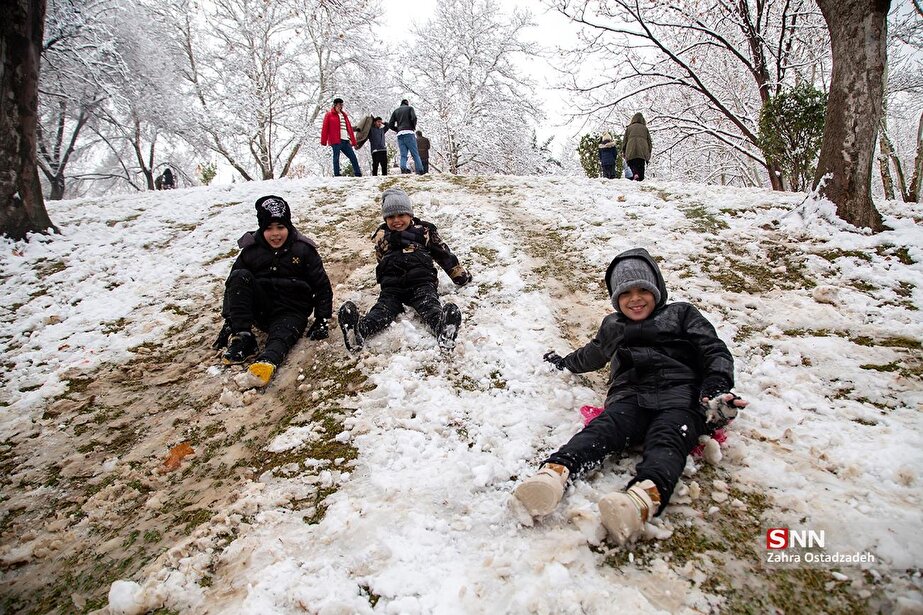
left=1, top=175, right=921, bottom=613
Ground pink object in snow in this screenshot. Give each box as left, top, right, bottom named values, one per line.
left=580, top=405, right=604, bottom=425
left=691, top=427, right=728, bottom=457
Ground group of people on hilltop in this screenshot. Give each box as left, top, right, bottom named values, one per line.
left=598, top=112, right=653, bottom=181
left=320, top=98, right=432, bottom=177
left=210, top=174, right=747, bottom=548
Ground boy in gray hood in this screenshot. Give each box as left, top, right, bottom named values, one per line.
left=512, top=248, right=747, bottom=545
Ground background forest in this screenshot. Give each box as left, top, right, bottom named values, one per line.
left=30, top=0, right=922, bottom=200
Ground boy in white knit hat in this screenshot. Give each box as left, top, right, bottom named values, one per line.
left=512, top=247, right=747, bottom=545
left=338, top=188, right=471, bottom=351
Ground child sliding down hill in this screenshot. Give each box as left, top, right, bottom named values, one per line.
left=338, top=188, right=471, bottom=351
left=512, top=247, right=747, bottom=545
left=213, top=195, right=333, bottom=386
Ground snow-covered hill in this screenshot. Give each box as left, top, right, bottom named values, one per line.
left=0, top=175, right=920, bottom=614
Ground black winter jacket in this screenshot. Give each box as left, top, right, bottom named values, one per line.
left=230, top=229, right=333, bottom=319
left=372, top=218, right=466, bottom=289
left=388, top=104, right=417, bottom=132
left=564, top=248, right=734, bottom=411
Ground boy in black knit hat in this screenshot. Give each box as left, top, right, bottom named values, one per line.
left=338, top=188, right=471, bottom=351
left=511, top=247, right=747, bottom=545
left=214, top=195, right=333, bottom=386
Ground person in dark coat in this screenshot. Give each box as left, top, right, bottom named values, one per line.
left=320, top=98, right=363, bottom=177
left=621, top=113, right=653, bottom=181
left=416, top=130, right=431, bottom=174
left=215, top=195, right=333, bottom=386
left=161, top=168, right=176, bottom=189
left=337, top=188, right=471, bottom=351
left=369, top=117, right=390, bottom=176
left=512, top=247, right=747, bottom=545
left=597, top=132, right=618, bottom=179
left=387, top=100, right=424, bottom=174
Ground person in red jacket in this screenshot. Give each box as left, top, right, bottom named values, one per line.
left=320, top=98, right=363, bottom=177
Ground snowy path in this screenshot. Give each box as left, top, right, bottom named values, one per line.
left=0, top=176, right=920, bottom=614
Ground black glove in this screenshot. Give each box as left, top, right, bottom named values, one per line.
left=306, top=318, right=329, bottom=340
left=702, top=394, right=741, bottom=431
left=452, top=271, right=472, bottom=286
left=543, top=351, right=566, bottom=371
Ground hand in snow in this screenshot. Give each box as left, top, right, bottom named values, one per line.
left=701, top=393, right=747, bottom=430
left=306, top=318, right=329, bottom=340
left=452, top=270, right=472, bottom=286
left=543, top=351, right=566, bottom=371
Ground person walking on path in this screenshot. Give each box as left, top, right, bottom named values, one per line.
left=369, top=117, right=390, bottom=176
left=416, top=131, right=431, bottom=174
left=598, top=132, right=618, bottom=179
left=320, top=98, right=363, bottom=177
left=621, top=113, right=652, bottom=181
left=388, top=99, right=424, bottom=175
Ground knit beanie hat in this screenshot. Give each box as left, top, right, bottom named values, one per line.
left=255, top=195, right=292, bottom=232
left=381, top=188, right=413, bottom=219
left=609, top=257, right=662, bottom=309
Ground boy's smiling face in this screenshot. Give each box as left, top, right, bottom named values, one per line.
left=385, top=213, right=412, bottom=231
left=618, top=287, right=656, bottom=321
left=263, top=222, right=289, bottom=249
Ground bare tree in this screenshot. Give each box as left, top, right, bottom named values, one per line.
left=551, top=0, right=829, bottom=189
left=1, top=0, right=57, bottom=240
left=812, top=0, right=889, bottom=231
left=878, top=2, right=923, bottom=202
left=161, top=0, right=381, bottom=181
left=402, top=0, right=543, bottom=174
left=36, top=0, right=123, bottom=200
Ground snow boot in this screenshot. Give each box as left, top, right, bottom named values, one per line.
left=598, top=480, right=661, bottom=546
left=512, top=463, right=570, bottom=518
left=338, top=301, right=364, bottom=351
left=223, top=331, right=257, bottom=365
left=247, top=361, right=276, bottom=387
left=437, top=303, right=462, bottom=351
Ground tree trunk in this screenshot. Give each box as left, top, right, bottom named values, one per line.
left=812, top=0, right=888, bottom=231
left=0, top=0, right=57, bottom=240
left=909, top=110, right=923, bottom=203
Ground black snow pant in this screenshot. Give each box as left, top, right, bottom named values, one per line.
left=601, top=164, right=616, bottom=179
left=372, top=150, right=388, bottom=176
left=627, top=158, right=646, bottom=181
left=358, top=283, right=442, bottom=338
left=545, top=398, right=705, bottom=512
left=222, top=270, right=309, bottom=366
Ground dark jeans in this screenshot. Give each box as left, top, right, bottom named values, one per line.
left=601, top=164, right=616, bottom=179
left=359, top=284, right=442, bottom=338
left=545, top=399, right=705, bottom=510
left=420, top=155, right=429, bottom=174
left=627, top=158, right=646, bottom=181
left=222, top=270, right=309, bottom=365
left=372, top=150, right=388, bottom=176
left=332, top=142, right=362, bottom=177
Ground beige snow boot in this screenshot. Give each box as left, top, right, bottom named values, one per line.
left=247, top=361, right=276, bottom=387
left=598, top=480, right=661, bottom=546
left=512, top=463, right=570, bottom=518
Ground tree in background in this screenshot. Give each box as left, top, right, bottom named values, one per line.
left=401, top=0, right=542, bottom=174
left=552, top=0, right=829, bottom=190
left=758, top=84, right=827, bottom=192
left=1, top=0, right=57, bottom=240
left=812, top=0, right=889, bottom=231
left=878, top=2, right=923, bottom=202
left=161, top=0, right=381, bottom=182
left=578, top=133, right=601, bottom=178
